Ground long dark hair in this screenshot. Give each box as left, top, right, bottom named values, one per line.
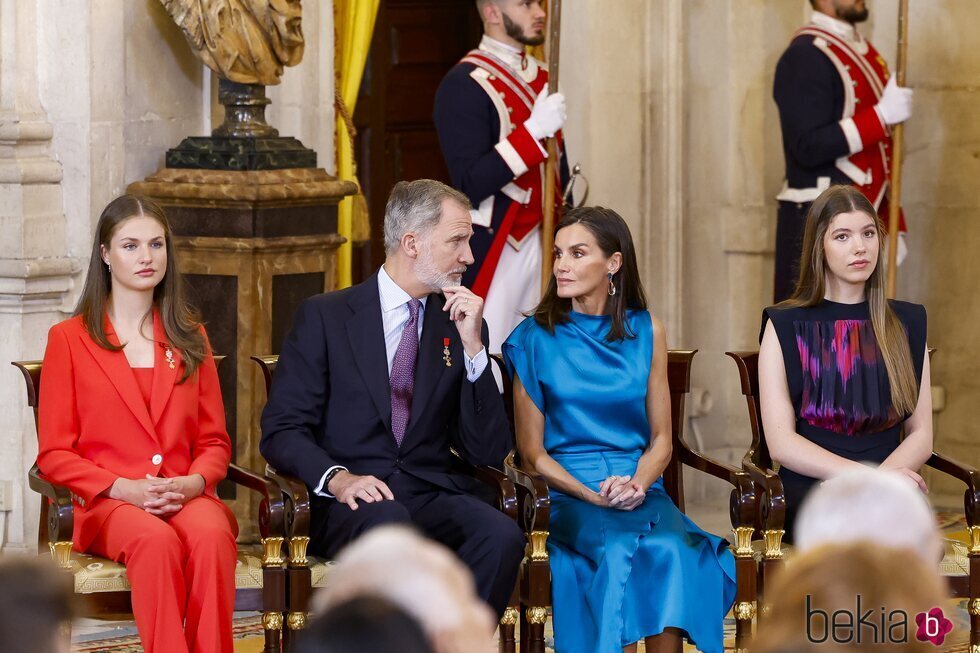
left=782, top=185, right=917, bottom=415
left=74, top=195, right=205, bottom=382
left=533, top=206, right=647, bottom=341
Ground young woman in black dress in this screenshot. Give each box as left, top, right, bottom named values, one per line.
left=759, top=184, right=932, bottom=540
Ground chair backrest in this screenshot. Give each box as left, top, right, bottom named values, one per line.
left=661, top=350, right=697, bottom=509
left=251, top=355, right=279, bottom=397
left=11, top=361, right=42, bottom=434
left=725, top=351, right=773, bottom=472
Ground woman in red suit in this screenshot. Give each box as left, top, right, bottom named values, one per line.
left=37, top=195, right=237, bottom=653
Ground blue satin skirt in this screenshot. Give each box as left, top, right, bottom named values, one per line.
left=548, top=451, right=736, bottom=653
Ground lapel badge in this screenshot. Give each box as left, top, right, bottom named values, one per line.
left=443, top=337, right=452, bottom=367
left=164, top=345, right=176, bottom=370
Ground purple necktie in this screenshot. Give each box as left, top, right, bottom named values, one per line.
left=390, top=298, right=421, bottom=446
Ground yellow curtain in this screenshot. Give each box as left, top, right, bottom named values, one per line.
left=334, top=0, right=380, bottom=288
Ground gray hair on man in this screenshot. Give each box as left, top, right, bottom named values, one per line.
left=795, top=466, right=943, bottom=564
left=313, top=526, right=495, bottom=653
left=383, top=179, right=472, bottom=256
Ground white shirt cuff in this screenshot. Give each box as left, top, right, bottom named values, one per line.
left=465, top=347, right=488, bottom=383
left=314, top=465, right=348, bottom=498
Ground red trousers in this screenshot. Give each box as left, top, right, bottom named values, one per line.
left=87, top=497, right=238, bottom=653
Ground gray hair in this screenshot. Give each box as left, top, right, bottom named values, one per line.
left=795, top=467, right=943, bottom=564
left=383, top=179, right=471, bottom=256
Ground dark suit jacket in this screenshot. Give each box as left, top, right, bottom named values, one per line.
left=259, top=273, right=512, bottom=494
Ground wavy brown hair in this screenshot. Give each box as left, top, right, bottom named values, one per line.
left=74, top=195, right=205, bottom=382
left=754, top=542, right=946, bottom=653
left=783, top=185, right=918, bottom=415
left=533, top=206, right=647, bottom=341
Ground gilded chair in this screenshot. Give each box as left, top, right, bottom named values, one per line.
left=249, top=354, right=522, bottom=653
left=727, top=350, right=980, bottom=647
left=13, top=358, right=290, bottom=653
left=499, top=350, right=759, bottom=653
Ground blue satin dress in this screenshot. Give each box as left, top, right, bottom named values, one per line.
left=503, top=310, right=736, bottom=653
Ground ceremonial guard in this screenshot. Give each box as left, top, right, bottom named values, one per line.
left=773, top=0, right=913, bottom=301
left=434, top=0, right=569, bottom=352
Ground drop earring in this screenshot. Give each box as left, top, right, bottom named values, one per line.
left=607, top=272, right=616, bottom=296
left=106, top=261, right=111, bottom=273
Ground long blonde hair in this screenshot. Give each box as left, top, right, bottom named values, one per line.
left=782, top=185, right=917, bottom=415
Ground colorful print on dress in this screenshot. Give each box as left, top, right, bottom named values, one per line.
left=795, top=319, right=901, bottom=435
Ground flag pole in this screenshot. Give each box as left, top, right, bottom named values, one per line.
left=541, top=0, right=562, bottom=294
left=886, top=0, right=909, bottom=298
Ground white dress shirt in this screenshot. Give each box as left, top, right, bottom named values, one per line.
left=316, top=266, right=488, bottom=497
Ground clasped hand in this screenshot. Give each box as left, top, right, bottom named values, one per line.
left=109, top=474, right=206, bottom=516
left=589, top=475, right=647, bottom=511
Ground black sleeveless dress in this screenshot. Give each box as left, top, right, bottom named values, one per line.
left=761, top=299, right=927, bottom=540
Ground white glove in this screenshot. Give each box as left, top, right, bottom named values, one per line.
left=876, top=76, right=913, bottom=126
left=525, top=88, right=567, bottom=141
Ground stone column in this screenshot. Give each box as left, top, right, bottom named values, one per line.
left=0, top=0, right=76, bottom=552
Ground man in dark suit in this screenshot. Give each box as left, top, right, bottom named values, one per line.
left=260, top=179, right=523, bottom=616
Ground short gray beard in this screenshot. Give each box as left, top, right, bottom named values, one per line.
left=415, top=245, right=464, bottom=293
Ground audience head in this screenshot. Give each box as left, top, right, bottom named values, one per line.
left=795, top=467, right=943, bottom=564
left=295, top=595, right=434, bottom=653
left=476, top=0, right=546, bottom=47
left=0, top=557, right=73, bottom=653
left=787, top=184, right=918, bottom=416
left=382, top=179, right=475, bottom=298
left=313, top=526, right=495, bottom=653
left=534, top=205, right=647, bottom=340
left=74, top=194, right=204, bottom=380
left=754, top=542, right=946, bottom=653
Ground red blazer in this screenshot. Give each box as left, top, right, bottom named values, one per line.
left=37, top=311, right=233, bottom=551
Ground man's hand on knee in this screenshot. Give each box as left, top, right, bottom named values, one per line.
left=328, top=471, right=395, bottom=510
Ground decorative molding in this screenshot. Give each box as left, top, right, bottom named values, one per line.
left=732, top=526, right=754, bottom=558
left=734, top=601, right=757, bottom=621
left=261, top=537, right=286, bottom=567
left=763, top=529, right=786, bottom=560
left=527, top=530, right=549, bottom=562
left=643, top=0, right=685, bottom=341
left=526, top=606, right=548, bottom=625
left=262, top=612, right=283, bottom=631
left=288, top=535, right=310, bottom=566
left=286, top=612, right=307, bottom=630
left=500, top=607, right=519, bottom=626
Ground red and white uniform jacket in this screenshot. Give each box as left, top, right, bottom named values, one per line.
left=774, top=12, right=906, bottom=231
left=434, top=36, right=569, bottom=297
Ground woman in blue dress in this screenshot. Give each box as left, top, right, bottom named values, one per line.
left=503, top=207, right=736, bottom=653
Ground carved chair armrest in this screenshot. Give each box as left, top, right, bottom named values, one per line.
left=503, top=452, right=551, bottom=535
left=673, top=446, right=756, bottom=530
left=225, top=464, right=287, bottom=540
left=28, top=464, right=74, bottom=546
left=741, top=457, right=787, bottom=535
left=925, top=451, right=980, bottom=527
left=261, top=468, right=312, bottom=545
left=451, top=449, right=519, bottom=521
